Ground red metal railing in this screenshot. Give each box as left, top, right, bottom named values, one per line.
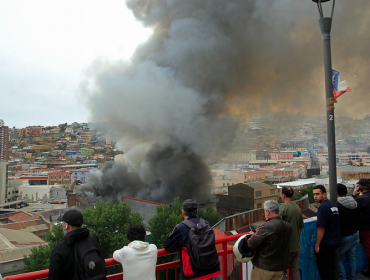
left=4, top=233, right=246, bottom=280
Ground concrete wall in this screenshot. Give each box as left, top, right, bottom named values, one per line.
left=19, top=185, right=49, bottom=202
left=121, top=196, right=163, bottom=226
left=50, top=186, right=67, bottom=199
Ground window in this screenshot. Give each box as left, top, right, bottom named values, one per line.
left=255, top=190, right=262, bottom=197
left=270, top=189, right=275, bottom=195
left=257, top=203, right=262, bottom=208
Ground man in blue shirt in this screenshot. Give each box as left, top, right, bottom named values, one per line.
left=313, top=184, right=340, bottom=280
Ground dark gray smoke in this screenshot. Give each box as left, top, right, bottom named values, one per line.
left=79, top=161, right=146, bottom=203
left=80, top=0, right=370, bottom=202
left=80, top=144, right=212, bottom=203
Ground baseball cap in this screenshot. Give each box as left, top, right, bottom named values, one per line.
left=57, top=210, right=83, bottom=226
left=357, top=178, right=369, bottom=186
left=182, top=199, right=197, bottom=213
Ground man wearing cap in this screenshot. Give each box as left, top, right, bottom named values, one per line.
left=353, top=178, right=370, bottom=277
left=164, top=199, right=221, bottom=280
left=48, top=210, right=105, bottom=280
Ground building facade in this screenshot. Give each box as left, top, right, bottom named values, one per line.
left=0, top=122, right=9, bottom=162
left=48, top=171, right=72, bottom=186
left=0, top=162, right=9, bottom=204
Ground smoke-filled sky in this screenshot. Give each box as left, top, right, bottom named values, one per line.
left=79, top=0, right=370, bottom=203
left=1, top=1, right=369, bottom=128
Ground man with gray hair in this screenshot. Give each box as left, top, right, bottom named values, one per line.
left=247, top=200, right=292, bottom=280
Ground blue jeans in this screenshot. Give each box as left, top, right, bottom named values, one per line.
left=339, top=232, right=359, bottom=280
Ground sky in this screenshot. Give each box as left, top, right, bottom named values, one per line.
left=0, top=0, right=152, bottom=128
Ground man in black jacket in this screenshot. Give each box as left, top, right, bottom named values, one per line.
left=48, top=209, right=105, bottom=280
left=247, top=200, right=292, bottom=280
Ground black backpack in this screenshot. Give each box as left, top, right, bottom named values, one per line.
left=74, top=235, right=107, bottom=280
left=182, top=219, right=219, bottom=270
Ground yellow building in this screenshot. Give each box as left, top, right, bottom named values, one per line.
left=80, top=136, right=91, bottom=143
left=31, top=145, right=48, bottom=150
left=252, top=183, right=279, bottom=209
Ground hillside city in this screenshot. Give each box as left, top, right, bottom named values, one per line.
left=1, top=113, right=370, bottom=277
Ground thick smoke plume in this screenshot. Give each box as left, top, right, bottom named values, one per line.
left=80, top=0, right=370, bottom=203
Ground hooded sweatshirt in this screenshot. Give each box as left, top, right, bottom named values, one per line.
left=113, top=241, right=157, bottom=280
left=337, top=196, right=359, bottom=237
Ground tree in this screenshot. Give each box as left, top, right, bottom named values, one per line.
left=264, top=179, right=272, bottom=185
left=349, top=161, right=353, bottom=166
left=367, top=146, right=370, bottom=154
left=293, top=193, right=303, bottom=201
left=59, top=123, right=68, bottom=133
left=23, top=245, right=51, bottom=273
left=148, top=197, right=183, bottom=249
left=23, top=224, right=64, bottom=272
left=82, top=200, right=143, bottom=259
left=293, top=185, right=315, bottom=204
left=58, top=143, right=67, bottom=151
left=198, top=204, right=221, bottom=227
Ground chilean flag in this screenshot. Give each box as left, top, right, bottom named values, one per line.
left=332, top=69, right=351, bottom=100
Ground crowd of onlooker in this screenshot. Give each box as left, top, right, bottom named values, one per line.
left=245, top=179, right=370, bottom=280
left=42, top=178, right=370, bottom=280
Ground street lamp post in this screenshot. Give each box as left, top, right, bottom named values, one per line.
left=312, top=2, right=339, bottom=279
left=312, top=0, right=337, bottom=204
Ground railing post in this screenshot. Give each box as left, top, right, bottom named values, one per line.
left=222, top=241, right=228, bottom=279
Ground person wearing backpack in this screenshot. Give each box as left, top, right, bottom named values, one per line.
left=113, top=224, right=157, bottom=280
left=48, top=210, right=107, bottom=280
left=164, top=199, right=221, bottom=280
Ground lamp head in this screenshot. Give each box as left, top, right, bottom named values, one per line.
left=312, top=0, right=331, bottom=2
